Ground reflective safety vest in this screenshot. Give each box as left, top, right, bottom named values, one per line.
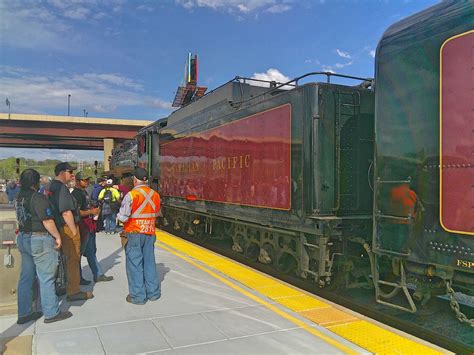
left=389, top=184, right=417, bottom=224
left=123, top=185, right=161, bottom=235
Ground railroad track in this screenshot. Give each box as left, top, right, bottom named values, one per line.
left=164, top=229, right=474, bottom=354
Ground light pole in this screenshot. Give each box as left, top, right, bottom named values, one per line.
left=5, top=98, right=11, bottom=119
left=83, top=109, right=88, bottom=117
left=67, top=94, right=71, bottom=116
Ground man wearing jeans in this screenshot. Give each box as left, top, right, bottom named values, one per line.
left=117, top=168, right=161, bottom=305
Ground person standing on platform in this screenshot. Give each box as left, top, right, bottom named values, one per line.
left=91, top=177, right=106, bottom=232
left=91, top=178, right=106, bottom=203
left=117, top=168, right=161, bottom=305
left=49, top=162, right=93, bottom=302
left=72, top=172, right=114, bottom=284
left=72, top=171, right=113, bottom=285
left=6, top=181, right=17, bottom=205
left=15, top=169, right=73, bottom=324
left=85, top=177, right=94, bottom=197
left=98, top=179, right=120, bottom=234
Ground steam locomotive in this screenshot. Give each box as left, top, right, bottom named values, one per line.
left=136, top=1, right=473, bottom=324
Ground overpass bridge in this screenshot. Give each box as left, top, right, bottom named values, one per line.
left=0, top=113, right=153, bottom=170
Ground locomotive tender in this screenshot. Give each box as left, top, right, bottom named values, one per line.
left=137, top=1, right=473, bottom=324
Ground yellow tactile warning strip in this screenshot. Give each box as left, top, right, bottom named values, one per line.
left=156, top=231, right=443, bottom=355
left=301, top=307, right=358, bottom=327
left=328, top=320, right=445, bottom=354
left=276, top=294, right=329, bottom=312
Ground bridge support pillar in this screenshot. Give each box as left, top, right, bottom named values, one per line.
left=103, top=138, right=114, bottom=172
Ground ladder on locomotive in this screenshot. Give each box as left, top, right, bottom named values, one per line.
left=372, top=177, right=417, bottom=313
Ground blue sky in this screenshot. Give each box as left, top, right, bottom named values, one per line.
left=0, top=0, right=438, bottom=161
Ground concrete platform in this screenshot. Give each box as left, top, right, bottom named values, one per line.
left=0, top=228, right=450, bottom=354
left=0, top=231, right=367, bottom=354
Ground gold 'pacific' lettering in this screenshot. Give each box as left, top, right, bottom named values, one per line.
left=212, top=154, right=251, bottom=171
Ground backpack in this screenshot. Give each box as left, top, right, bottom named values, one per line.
left=103, top=189, right=113, bottom=205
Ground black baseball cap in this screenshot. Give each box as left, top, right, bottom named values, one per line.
left=133, top=167, right=148, bottom=181
left=75, top=171, right=91, bottom=181
left=54, top=162, right=77, bottom=176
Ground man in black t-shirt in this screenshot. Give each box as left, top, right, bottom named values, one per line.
left=72, top=172, right=113, bottom=284
left=49, top=162, right=93, bottom=302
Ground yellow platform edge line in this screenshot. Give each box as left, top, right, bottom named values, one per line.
left=156, top=232, right=443, bottom=355
left=156, top=241, right=358, bottom=355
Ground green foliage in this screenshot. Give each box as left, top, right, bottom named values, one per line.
left=0, top=157, right=103, bottom=181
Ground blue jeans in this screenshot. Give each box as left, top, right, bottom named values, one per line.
left=125, top=233, right=160, bottom=304
left=17, top=232, right=59, bottom=319
left=80, top=232, right=103, bottom=280
left=103, top=214, right=117, bottom=232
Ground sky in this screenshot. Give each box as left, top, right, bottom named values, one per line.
left=0, top=0, right=439, bottom=161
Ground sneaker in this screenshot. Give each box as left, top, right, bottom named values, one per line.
left=126, top=294, right=146, bottom=305
left=80, top=278, right=92, bottom=285
left=148, top=294, right=161, bottom=302
left=95, top=275, right=114, bottom=282
left=44, top=311, right=73, bottom=324
left=66, top=291, right=94, bottom=302
left=17, top=311, right=43, bottom=325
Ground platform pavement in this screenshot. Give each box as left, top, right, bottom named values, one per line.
left=0, top=230, right=372, bottom=354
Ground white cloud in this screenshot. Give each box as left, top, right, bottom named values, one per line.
left=322, top=60, right=353, bottom=73
left=369, top=50, right=376, bottom=58
left=75, top=73, right=144, bottom=91
left=64, top=7, right=91, bottom=19
left=94, top=12, right=107, bottom=19
left=0, top=0, right=126, bottom=51
left=304, top=59, right=320, bottom=65
left=0, top=3, right=71, bottom=51
left=92, top=104, right=118, bottom=113
left=176, top=0, right=292, bottom=14
left=105, top=27, right=121, bottom=36
left=248, top=68, right=294, bottom=89
left=0, top=66, right=172, bottom=117
left=266, top=4, right=291, bottom=13
left=146, top=98, right=173, bottom=110
left=137, top=4, right=155, bottom=12
left=336, top=49, right=351, bottom=59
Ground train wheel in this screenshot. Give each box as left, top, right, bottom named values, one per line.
left=278, top=252, right=298, bottom=275
left=232, top=233, right=244, bottom=253
left=245, top=242, right=260, bottom=261
left=258, top=243, right=274, bottom=265
left=173, top=218, right=182, bottom=231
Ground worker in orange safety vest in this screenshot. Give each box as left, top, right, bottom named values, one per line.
left=117, top=167, right=161, bottom=305
left=390, top=184, right=417, bottom=224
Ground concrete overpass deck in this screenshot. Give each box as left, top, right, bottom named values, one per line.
left=0, top=113, right=154, bottom=170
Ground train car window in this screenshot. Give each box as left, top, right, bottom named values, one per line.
left=439, top=30, right=474, bottom=236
